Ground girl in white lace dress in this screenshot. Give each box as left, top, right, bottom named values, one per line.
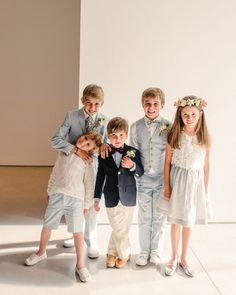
left=163, top=96, right=210, bottom=277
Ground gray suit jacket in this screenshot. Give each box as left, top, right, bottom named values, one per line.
left=51, top=108, right=109, bottom=155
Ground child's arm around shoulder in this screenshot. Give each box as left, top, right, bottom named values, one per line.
left=51, top=111, right=75, bottom=155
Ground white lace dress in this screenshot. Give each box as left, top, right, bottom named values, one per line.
left=167, top=133, right=208, bottom=227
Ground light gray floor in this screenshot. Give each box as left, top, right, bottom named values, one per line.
left=1, top=167, right=235, bottom=294
left=1, top=223, right=235, bottom=295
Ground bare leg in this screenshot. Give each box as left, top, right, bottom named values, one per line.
left=170, top=224, right=181, bottom=264
left=37, top=227, right=52, bottom=256
left=181, top=227, right=191, bottom=267
left=73, top=232, right=84, bottom=269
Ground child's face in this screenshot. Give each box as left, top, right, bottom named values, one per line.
left=76, top=135, right=96, bottom=152
left=142, top=96, right=163, bottom=120
left=108, top=130, right=128, bottom=148
left=181, top=106, right=200, bottom=129
left=81, top=97, right=104, bottom=116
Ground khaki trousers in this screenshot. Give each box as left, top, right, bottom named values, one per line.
left=106, top=201, right=134, bottom=259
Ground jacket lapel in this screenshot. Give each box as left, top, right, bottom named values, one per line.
left=107, top=153, right=119, bottom=170
left=118, top=144, right=128, bottom=169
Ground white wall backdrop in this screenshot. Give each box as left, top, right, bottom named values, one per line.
left=80, top=0, right=236, bottom=222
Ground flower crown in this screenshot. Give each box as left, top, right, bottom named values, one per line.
left=174, top=97, right=207, bottom=108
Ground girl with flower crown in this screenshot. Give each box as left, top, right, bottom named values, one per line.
left=162, top=95, right=211, bottom=277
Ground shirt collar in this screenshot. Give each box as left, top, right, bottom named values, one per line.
left=144, top=115, right=162, bottom=126
left=83, top=108, right=97, bottom=121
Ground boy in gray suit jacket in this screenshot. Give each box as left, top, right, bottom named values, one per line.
left=51, top=84, right=109, bottom=258
left=130, top=88, right=170, bottom=267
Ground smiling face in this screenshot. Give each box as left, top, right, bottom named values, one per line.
left=81, top=96, right=104, bottom=117
left=76, top=135, right=96, bottom=152
left=142, top=96, right=163, bottom=120
left=181, top=106, right=201, bottom=131
left=108, top=130, right=128, bottom=148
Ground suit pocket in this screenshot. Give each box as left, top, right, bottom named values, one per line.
left=125, top=186, right=136, bottom=193
left=103, top=187, right=116, bottom=194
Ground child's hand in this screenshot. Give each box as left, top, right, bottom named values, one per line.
left=83, top=208, right=89, bottom=218
left=163, top=187, right=171, bottom=201
left=100, top=144, right=111, bottom=159
left=121, top=156, right=134, bottom=169
left=94, top=202, right=100, bottom=212
left=76, top=148, right=93, bottom=165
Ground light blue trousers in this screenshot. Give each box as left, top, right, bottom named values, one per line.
left=137, top=175, right=166, bottom=256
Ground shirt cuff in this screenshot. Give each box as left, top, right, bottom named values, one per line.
left=94, top=198, right=101, bottom=203
left=129, top=163, right=136, bottom=172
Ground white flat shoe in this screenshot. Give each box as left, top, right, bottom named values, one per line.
left=63, top=238, right=74, bottom=248
left=87, top=247, right=99, bottom=259
left=165, top=262, right=178, bottom=276
left=25, top=252, right=47, bottom=266
left=76, top=267, right=91, bottom=282
left=179, top=262, right=194, bottom=277
left=150, top=252, right=161, bottom=265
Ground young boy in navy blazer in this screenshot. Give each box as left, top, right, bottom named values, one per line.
left=94, top=117, right=144, bottom=268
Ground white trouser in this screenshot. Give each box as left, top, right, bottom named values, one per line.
left=106, top=202, right=134, bottom=259
left=84, top=205, right=98, bottom=249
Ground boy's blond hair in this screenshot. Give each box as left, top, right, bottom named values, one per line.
left=85, top=131, right=103, bottom=149
left=141, top=87, right=165, bottom=106
left=107, top=117, right=129, bottom=134
left=81, top=84, right=104, bottom=102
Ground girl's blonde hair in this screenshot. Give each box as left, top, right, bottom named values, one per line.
left=168, top=95, right=210, bottom=149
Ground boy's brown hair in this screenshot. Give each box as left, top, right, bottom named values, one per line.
left=81, top=84, right=104, bottom=102
left=85, top=131, right=103, bottom=149
left=107, top=117, right=129, bottom=134
left=141, top=87, right=165, bottom=106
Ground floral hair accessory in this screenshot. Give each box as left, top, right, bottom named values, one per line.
left=126, top=149, right=136, bottom=158
left=174, top=97, right=207, bottom=109
left=159, top=123, right=170, bottom=136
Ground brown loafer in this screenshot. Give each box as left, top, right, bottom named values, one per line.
left=115, top=255, right=131, bottom=269
left=106, top=255, right=117, bottom=268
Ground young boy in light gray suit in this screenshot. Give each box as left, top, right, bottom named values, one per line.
left=51, top=84, right=109, bottom=258
left=130, top=88, right=170, bottom=267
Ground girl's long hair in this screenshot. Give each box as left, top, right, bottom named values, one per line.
left=168, top=96, right=210, bottom=149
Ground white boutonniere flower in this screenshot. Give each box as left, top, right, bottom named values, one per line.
left=159, top=123, right=170, bottom=136
left=94, top=117, right=105, bottom=128
left=126, top=149, right=136, bottom=158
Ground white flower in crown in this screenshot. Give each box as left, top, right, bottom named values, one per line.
left=174, top=97, right=207, bottom=108
left=126, top=149, right=136, bottom=158
left=94, top=117, right=105, bottom=128
left=159, top=123, right=170, bottom=136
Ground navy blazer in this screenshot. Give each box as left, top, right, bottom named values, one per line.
left=94, top=144, right=144, bottom=208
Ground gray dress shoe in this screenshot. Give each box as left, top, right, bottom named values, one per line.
left=165, top=262, right=178, bottom=276
left=179, top=262, right=194, bottom=277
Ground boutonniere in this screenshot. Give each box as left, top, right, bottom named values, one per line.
left=126, top=149, right=136, bottom=158
left=159, top=123, right=170, bottom=136
left=94, top=117, right=105, bottom=128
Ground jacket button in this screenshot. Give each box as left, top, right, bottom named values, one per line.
left=118, top=171, right=121, bottom=175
